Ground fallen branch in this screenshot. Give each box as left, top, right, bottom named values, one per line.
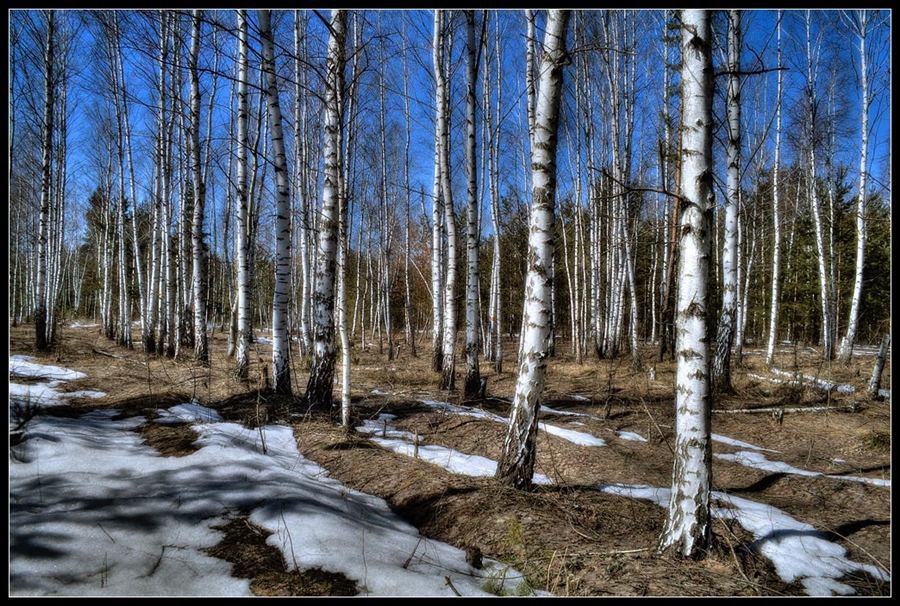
left=92, top=348, right=147, bottom=366
left=713, top=405, right=854, bottom=415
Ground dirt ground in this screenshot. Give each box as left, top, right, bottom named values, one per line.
left=8, top=323, right=892, bottom=596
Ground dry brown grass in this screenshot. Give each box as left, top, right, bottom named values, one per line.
left=8, top=322, right=891, bottom=596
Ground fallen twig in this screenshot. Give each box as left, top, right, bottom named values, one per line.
left=91, top=348, right=147, bottom=366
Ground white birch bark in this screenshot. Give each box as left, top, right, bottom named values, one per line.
left=402, top=23, right=417, bottom=359
left=434, top=10, right=459, bottom=390
left=867, top=333, right=889, bottom=399
left=189, top=9, right=208, bottom=364
left=495, top=10, right=570, bottom=489
left=713, top=10, right=741, bottom=391
left=837, top=10, right=870, bottom=365
left=234, top=9, right=252, bottom=380
left=111, top=13, right=147, bottom=352
left=658, top=9, right=713, bottom=559
left=34, top=9, right=55, bottom=351
left=463, top=10, right=482, bottom=398
left=765, top=12, right=784, bottom=368
left=305, top=9, right=346, bottom=409
left=487, top=12, right=503, bottom=373
left=804, top=11, right=835, bottom=361
left=259, top=9, right=292, bottom=393
left=294, top=11, right=312, bottom=358
left=430, top=44, right=444, bottom=374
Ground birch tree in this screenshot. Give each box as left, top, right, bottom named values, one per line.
left=463, top=10, right=482, bottom=399
left=836, top=10, right=871, bottom=365
left=430, top=16, right=445, bottom=374
left=188, top=9, right=209, bottom=364
left=234, top=9, right=252, bottom=381
left=803, top=10, right=836, bottom=361
left=305, top=9, right=347, bottom=409
left=495, top=9, right=570, bottom=490
left=712, top=10, right=741, bottom=392
left=34, top=9, right=56, bottom=351
left=485, top=11, right=503, bottom=373
left=764, top=11, right=784, bottom=368
left=658, top=9, right=713, bottom=559
left=434, top=10, right=459, bottom=391
left=259, top=8, right=292, bottom=393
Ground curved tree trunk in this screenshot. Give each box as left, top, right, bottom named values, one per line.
left=495, top=9, right=570, bottom=490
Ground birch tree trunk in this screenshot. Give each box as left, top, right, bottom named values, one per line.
left=294, top=10, right=313, bottom=358
left=34, top=9, right=55, bottom=352
left=305, top=9, right=347, bottom=410
left=259, top=9, right=292, bottom=393
left=402, top=20, right=417, bottom=359
left=658, top=9, right=713, bottom=559
left=463, top=10, right=482, bottom=398
left=434, top=10, right=459, bottom=391
left=713, top=10, right=741, bottom=392
left=867, top=333, right=889, bottom=399
left=430, top=34, right=445, bottom=374
left=765, top=12, right=784, bottom=368
left=804, top=11, right=835, bottom=361
left=495, top=9, right=570, bottom=489
left=188, top=9, right=209, bottom=364
left=234, top=9, right=252, bottom=381
left=487, top=12, right=503, bottom=373
left=837, top=10, right=870, bottom=365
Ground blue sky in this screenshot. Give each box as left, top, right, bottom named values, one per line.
left=8, top=9, right=890, bottom=253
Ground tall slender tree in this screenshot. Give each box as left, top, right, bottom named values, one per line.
left=658, top=8, right=714, bottom=559
left=306, top=9, right=347, bottom=409
left=836, top=10, right=871, bottom=365
left=764, top=11, right=784, bottom=368
left=803, top=10, right=835, bottom=361
left=434, top=10, right=459, bottom=391
left=463, top=10, right=482, bottom=399
left=495, top=9, right=570, bottom=490
left=234, top=9, right=252, bottom=381
left=188, top=9, right=209, bottom=364
left=34, top=9, right=56, bottom=352
left=713, top=9, right=741, bottom=392
left=259, top=9, right=292, bottom=393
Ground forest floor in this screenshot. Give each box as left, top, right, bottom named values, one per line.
left=8, top=322, right=891, bottom=596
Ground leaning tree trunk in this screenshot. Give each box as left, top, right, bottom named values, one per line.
left=305, top=9, right=347, bottom=410
left=658, top=9, right=714, bottom=560
left=495, top=9, right=570, bottom=490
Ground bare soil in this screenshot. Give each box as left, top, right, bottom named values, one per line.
left=8, top=323, right=892, bottom=596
